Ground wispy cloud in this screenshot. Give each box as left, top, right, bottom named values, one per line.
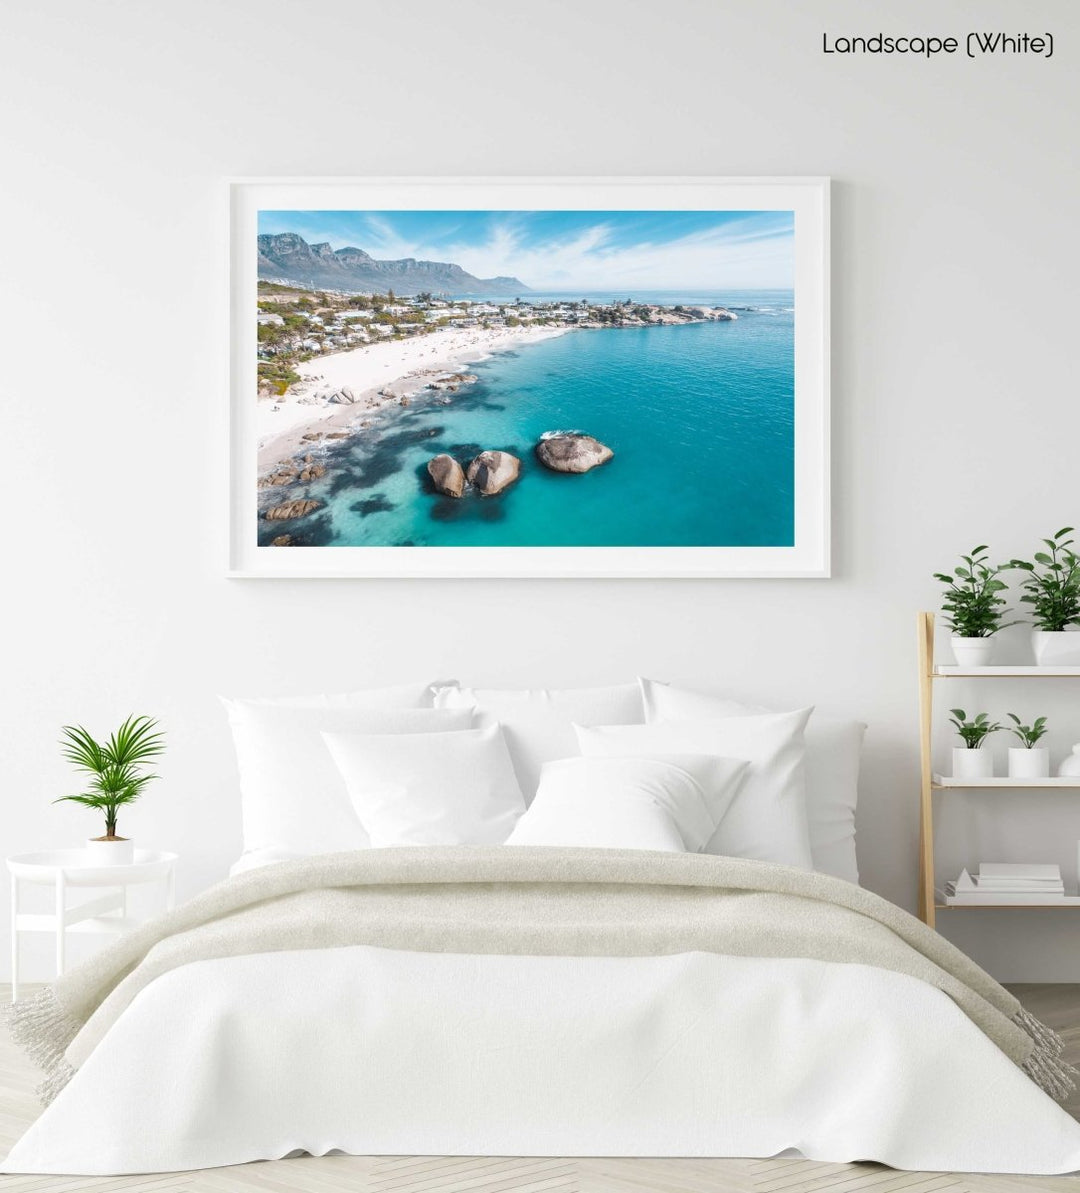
left=510, top=218, right=789, bottom=289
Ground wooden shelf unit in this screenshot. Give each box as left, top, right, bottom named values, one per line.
left=917, top=611, right=1080, bottom=928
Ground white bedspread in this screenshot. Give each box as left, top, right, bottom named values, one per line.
left=6, top=946, right=1080, bottom=1176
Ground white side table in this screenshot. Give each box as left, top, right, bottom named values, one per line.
left=8, top=849, right=177, bottom=1001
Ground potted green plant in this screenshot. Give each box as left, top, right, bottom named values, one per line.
left=1006, top=714, right=1050, bottom=779
left=55, top=715, right=165, bottom=865
left=933, top=546, right=1016, bottom=667
left=948, top=709, right=1002, bottom=780
left=1009, top=528, right=1080, bottom=666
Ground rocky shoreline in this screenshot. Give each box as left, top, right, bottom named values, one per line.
left=256, top=325, right=572, bottom=484
left=256, top=364, right=491, bottom=518
left=257, top=368, right=475, bottom=484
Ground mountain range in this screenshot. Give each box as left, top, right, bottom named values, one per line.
left=257, top=232, right=529, bottom=297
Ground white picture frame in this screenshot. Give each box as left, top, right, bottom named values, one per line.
left=229, top=176, right=830, bottom=578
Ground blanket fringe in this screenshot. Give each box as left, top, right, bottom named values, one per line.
left=3, top=987, right=80, bottom=1106
left=35, top=1058, right=76, bottom=1106
left=1014, top=1006, right=1078, bottom=1101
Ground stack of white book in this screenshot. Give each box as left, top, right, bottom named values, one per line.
left=942, top=863, right=1071, bottom=905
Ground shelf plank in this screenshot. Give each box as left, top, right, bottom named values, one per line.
left=933, top=665, right=1080, bottom=677
left=935, top=902, right=1080, bottom=910
left=932, top=774, right=1080, bottom=788
left=935, top=888, right=1080, bottom=909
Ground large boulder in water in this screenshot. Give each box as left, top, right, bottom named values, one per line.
left=264, top=498, right=321, bottom=521
left=467, top=450, right=521, bottom=496
left=427, top=453, right=466, bottom=498
left=535, top=433, right=613, bottom=474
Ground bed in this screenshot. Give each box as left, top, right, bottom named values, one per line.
left=5, top=679, right=1080, bottom=1177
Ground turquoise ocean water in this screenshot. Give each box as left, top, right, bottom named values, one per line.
left=260, top=290, right=794, bottom=548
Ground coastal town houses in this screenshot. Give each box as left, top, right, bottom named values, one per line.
left=255, top=280, right=736, bottom=393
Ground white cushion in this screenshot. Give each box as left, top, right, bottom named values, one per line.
left=221, top=698, right=473, bottom=856
left=237, top=681, right=443, bottom=710
left=324, top=723, right=526, bottom=847
left=639, top=678, right=865, bottom=883
left=506, top=754, right=749, bottom=852
left=433, top=683, right=645, bottom=799
left=575, top=708, right=814, bottom=869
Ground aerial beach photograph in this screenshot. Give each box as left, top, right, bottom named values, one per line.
left=254, top=207, right=796, bottom=549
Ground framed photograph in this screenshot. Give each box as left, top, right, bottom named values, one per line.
left=229, top=177, right=829, bottom=577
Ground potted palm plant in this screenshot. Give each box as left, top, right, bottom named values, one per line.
left=934, top=546, right=1016, bottom=667
left=55, top=715, right=165, bottom=865
left=949, top=709, right=1002, bottom=780
left=1006, top=714, right=1050, bottom=779
left=1009, top=528, right=1080, bottom=665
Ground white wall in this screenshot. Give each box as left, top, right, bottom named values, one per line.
left=2, top=0, right=1078, bottom=981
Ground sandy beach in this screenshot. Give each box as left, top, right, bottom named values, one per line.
left=257, top=324, right=571, bottom=473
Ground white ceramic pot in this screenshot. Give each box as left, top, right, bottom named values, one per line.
left=1032, top=630, right=1080, bottom=666
left=1059, top=745, right=1080, bottom=777
left=951, top=636, right=994, bottom=667
left=1008, top=747, right=1050, bottom=779
left=953, top=747, right=994, bottom=780
left=84, top=837, right=134, bottom=866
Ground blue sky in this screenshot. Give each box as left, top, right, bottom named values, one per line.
left=257, top=209, right=794, bottom=290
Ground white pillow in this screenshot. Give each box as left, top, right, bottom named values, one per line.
left=432, top=683, right=645, bottom=799
left=221, top=699, right=473, bottom=856
left=324, top=723, right=526, bottom=847
left=505, top=754, right=749, bottom=852
left=238, top=681, right=444, bottom=710
left=575, top=708, right=813, bottom=869
left=639, top=678, right=865, bottom=883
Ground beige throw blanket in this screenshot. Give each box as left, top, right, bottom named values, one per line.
left=8, top=846, right=1076, bottom=1104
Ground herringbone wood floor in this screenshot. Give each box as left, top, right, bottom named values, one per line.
left=1, top=984, right=1078, bottom=1193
